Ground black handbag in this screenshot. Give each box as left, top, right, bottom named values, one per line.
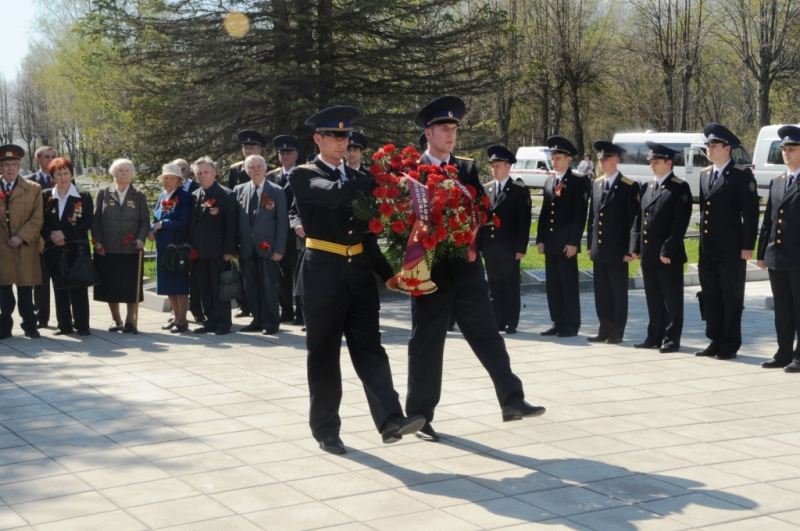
left=59, top=243, right=100, bottom=289
left=161, top=225, right=192, bottom=273
left=219, top=262, right=241, bottom=302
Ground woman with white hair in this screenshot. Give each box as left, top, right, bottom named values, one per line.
left=92, top=159, right=150, bottom=333
left=148, top=164, right=192, bottom=332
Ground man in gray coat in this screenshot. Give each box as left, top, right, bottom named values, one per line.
left=235, top=155, right=288, bottom=335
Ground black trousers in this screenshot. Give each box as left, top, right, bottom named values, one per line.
left=642, top=263, right=684, bottom=347
left=242, top=253, right=281, bottom=331
left=485, top=258, right=521, bottom=330
left=54, top=287, right=89, bottom=332
left=189, top=262, right=203, bottom=319
left=544, top=253, right=581, bottom=333
left=768, top=268, right=800, bottom=363
left=303, top=281, right=401, bottom=440
left=0, top=285, right=36, bottom=334
left=406, top=264, right=524, bottom=423
left=278, top=240, right=301, bottom=320
left=593, top=261, right=629, bottom=339
left=34, top=254, right=50, bottom=325
left=699, top=258, right=746, bottom=355
left=195, top=258, right=232, bottom=332
left=235, top=269, right=249, bottom=315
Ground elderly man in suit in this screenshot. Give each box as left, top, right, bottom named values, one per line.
left=28, top=146, right=57, bottom=329
left=758, top=125, right=800, bottom=372
left=172, top=158, right=204, bottom=324
left=478, top=145, right=532, bottom=335
left=0, top=145, right=44, bottom=339
left=236, top=155, right=287, bottom=335
left=190, top=157, right=239, bottom=335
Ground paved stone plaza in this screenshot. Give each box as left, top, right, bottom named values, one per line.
left=1, top=280, right=800, bottom=530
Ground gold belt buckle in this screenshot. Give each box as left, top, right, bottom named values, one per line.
left=345, top=245, right=353, bottom=257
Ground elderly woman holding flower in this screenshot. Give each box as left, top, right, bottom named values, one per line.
left=148, top=164, right=192, bottom=333
left=92, top=159, right=150, bottom=333
left=41, top=158, right=94, bottom=336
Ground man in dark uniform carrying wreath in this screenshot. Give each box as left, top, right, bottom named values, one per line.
left=404, top=96, right=546, bottom=444
left=290, top=106, right=425, bottom=455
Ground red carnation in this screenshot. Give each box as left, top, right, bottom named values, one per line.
left=406, top=212, right=416, bottom=226
left=454, top=232, right=465, bottom=245
left=434, top=226, right=447, bottom=241
left=397, top=199, right=411, bottom=212
left=369, top=218, right=384, bottom=234
left=122, top=233, right=135, bottom=246
left=466, top=185, right=477, bottom=198
left=464, top=230, right=474, bottom=243
left=458, top=211, right=468, bottom=224
left=480, top=211, right=488, bottom=224
left=369, top=164, right=383, bottom=176
left=404, top=277, right=421, bottom=287
left=383, top=144, right=396, bottom=154
left=189, top=249, right=199, bottom=260
left=448, top=216, right=460, bottom=230
left=444, top=164, right=457, bottom=174
left=422, top=235, right=438, bottom=250
left=401, top=146, right=417, bottom=156
left=386, top=186, right=400, bottom=199
left=493, top=214, right=501, bottom=228
left=411, top=290, right=425, bottom=297
left=373, top=187, right=388, bottom=199
left=431, top=212, right=444, bottom=225
left=482, top=195, right=490, bottom=208
left=391, top=220, right=406, bottom=234
left=378, top=203, right=395, bottom=217
left=447, top=197, right=459, bottom=209
left=407, top=170, right=420, bottom=179
left=261, top=242, right=270, bottom=250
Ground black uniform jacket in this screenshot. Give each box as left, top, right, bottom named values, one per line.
left=226, top=161, right=250, bottom=190
left=630, top=173, right=693, bottom=268
left=586, top=173, right=641, bottom=264
left=698, top=162, right=759, bottom=262
left=291, top=159, right=394, bottom=300
left=477, top=179, right=531, bottom=259
left=535, top=169, right=590, bottom=255
left=41, top=188, right=94, bottom=289
left=190, top=182, right=239, bottom=259
left=758, top=171, right=800, bottom=271
left=417, top=154, right=486, bottom=291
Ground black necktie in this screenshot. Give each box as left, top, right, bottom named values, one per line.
left=709, top=170, right=718, bottom=189
left=788, top=173, right=795, bottom=190
left=602, top=180, right=610, bottom=202
left=249, top=187, right=259, bottom=225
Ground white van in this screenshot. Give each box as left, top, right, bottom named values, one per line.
left=508, top=146, right=557, bottom=189
left=752, top=124, right=797, bottom=195
left=611, top=131, right=753, bottom=197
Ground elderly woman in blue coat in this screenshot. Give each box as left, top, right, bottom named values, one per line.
left=148, top=164, right=192, bottom=332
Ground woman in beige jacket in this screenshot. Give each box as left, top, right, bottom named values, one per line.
left=92, top=159, right=150, bottom=333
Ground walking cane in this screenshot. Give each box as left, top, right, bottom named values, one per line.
left=133, top=248, right=143, bottom=335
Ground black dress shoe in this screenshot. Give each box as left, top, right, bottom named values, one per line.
left=170, top=323, right=188, bottom=333
left=54, top=328, right=74, bottom=336
left=785, top=361, right=800, bottom=373
left=292, top=318, right=305, bottom=326
left=108, top=321, right=123, bottom=332
left=280, top=314, right=293, bottom=323
left=633, top=341, right=659, bottom=349
left=415, top=422, right=440, bottom=442
left=587, top=335, right=608, bottom=343
left=192, top=313, right=205, bottom=323
left=161, top=322, right=175, bottom=330
left=695, top=346, right=719, bottom=357
left=239, top=324, right=262, bottom=333
left=659, top=345, right=680, bottom=353
left=122, top=323, right=135, bottom=334
left=447, top=326, right=456, bottom=331
left=761, top=359, right=789, bottom=369
left=214, top=329, right=231, bottom=336
left=77, top=329, right=90, bottom=336
left=193, top=327, right=211, bottom=334
left=319, top=435, right=346, bottom=455
left=540, top=326, right=559, bottom=336
left=381, top=414, right=426, bottom=444
left=715, top=352, right=737, bottom=360
left=301, top=326, right=306, bottom=332
left=606, top=336, right=623, bottom=344
left=502, top=398, right=546, bottom=422
left=557, top=331, right=578, bottom=337
left=235, top=309, right=250, bottom=318
left=505, top=327, right=517, bottom=335
left=37, top=321, right=48, bottom=329
left=24, top=329, right=41, bottom=339
left=263, top=328, right=279, bottom=335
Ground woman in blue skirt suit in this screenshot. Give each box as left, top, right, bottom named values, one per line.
left=148, top=164, right=192, bottom=332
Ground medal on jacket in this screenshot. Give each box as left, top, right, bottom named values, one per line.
left=555, top=182, right=563, bottom=197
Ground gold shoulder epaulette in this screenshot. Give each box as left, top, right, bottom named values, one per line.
left=510, top=179, right=525, bottom=187
left=454, top=156, right=473, bottom=161
left=299, top=163, right=317, bottom=169
left=671, top=176, right=684, bottom=184
left=734, top=164, right=749, bottom=171
left=230, top=161, right=243, bottom=168
left=620, top=177, right=634, bottom=185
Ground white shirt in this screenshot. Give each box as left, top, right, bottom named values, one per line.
left=712, top=159, right=731, bottom=177
left=282, top=166, right=295, bottom=181
left=116, top=184, right=129, bottom=204
left=161, top=188, right=176, bottom=201
left=787, top=168, right=800, bottom=188
left=424, top=151, right=450, bottom=167
left=603, top=171, right=619, bottom=189
left=319, top=159, right=348, bottom=181
left=495, top=176, right=510, bottom=194
left=182, top=179, right=194, bottom=192
left=654, top=172, right=672, bottom=188
left=54, top=183, right=81, bottom=218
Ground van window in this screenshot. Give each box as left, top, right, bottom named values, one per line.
left=767, top=141, right=783, bottom=164
left=732, top=146, right=753, bottom=166
left=537, top=161, right=548, bottom=170
left=618, top=142, right=689, bottom=167
left=693, top=151, right=709, bottom=168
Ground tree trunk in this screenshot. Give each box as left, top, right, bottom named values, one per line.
left=679, top=73, right=690, bottom=130
left=757, top=74, right=771, bottom=127
left=664, top=73, right=675, bottom=131
left=539, top=78, right=550, bottom=144
left=317, top=0, right=334, bottom=109
left=569, top=83, right=583, bottom=156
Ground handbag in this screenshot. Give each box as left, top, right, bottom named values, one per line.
left=219, top=262, right=242, bottom=302
left=161, top=225, right=192, bottom=273
left=59, top=243, right=100, bottom=289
